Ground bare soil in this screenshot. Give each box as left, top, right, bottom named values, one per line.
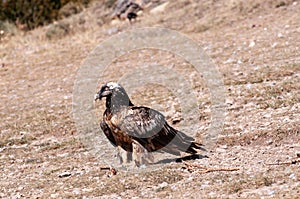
left=0, top=0, right=299, bottom=198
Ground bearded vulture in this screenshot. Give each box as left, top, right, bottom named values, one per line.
left=94, top=82, right=205, bottom=166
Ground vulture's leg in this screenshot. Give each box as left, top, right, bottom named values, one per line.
left=117, top=146, right=131, bottom=164
left=132, top=140, right=154, bottom=167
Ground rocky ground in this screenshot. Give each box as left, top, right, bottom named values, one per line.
left=0, top=0, right=299, bottom=198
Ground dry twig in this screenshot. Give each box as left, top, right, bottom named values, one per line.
left=100, top=167, right=111, bottom=171
left=266, top=159, right=300, bottom=166
left=198, top=167, right=240, bottom=174
left=183, top=161, right=239, bottom=174
left=100, top=166, right=117, bottom=176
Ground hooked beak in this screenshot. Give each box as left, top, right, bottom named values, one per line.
left=94, top=93, right=101, bottom=101
left=94, top=90, right=112, bottom=101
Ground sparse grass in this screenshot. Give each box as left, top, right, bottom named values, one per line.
left=93, top=168, right=183, bottom=196
left=39, top=137, right=80, bottom=152
left=220, top=125, right=300, bottom=147
left=0, top=0, right=299, bottom=198
left=227, top=174, right=274, bottom=194
left=0, top=131, right=36, bottom=148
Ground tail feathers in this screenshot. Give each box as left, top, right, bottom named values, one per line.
left=163, top=123, right=206, bottom=155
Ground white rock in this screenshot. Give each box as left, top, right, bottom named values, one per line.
left=289, top=173, right=296, bottom=180
left=249, top=41, right=256, bottom=47
left=271, top=42, right=278, bottom=48
left=159, top=181, right=168, bottom=188
left=277, top=33, right=283, bottom=38
left=73, top=188, right=81, bottom=195
left=51, top=193, right=59, bottom=198
left=268, top=190, right=275, bottom=196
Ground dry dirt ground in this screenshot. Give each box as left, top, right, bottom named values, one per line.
left=0, top=0, right=299, bottom=198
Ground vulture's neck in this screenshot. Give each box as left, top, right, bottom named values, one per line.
left=106, top=90, right=134, bottom=113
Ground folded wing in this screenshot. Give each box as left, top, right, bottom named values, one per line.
left=113, top=106, right=202, bottom=155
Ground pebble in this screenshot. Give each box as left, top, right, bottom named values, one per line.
left=289, top=173, right=296, bottom=180
left=73, top=188, right=81, bottom=195
left=158, top=182, right=168, bottom=188
left=50, top=193, right=59, bottom=198
left=249, top=41, right=256, bottom=47
left=215, top=147, right=227, bottom=153
left=267, top=190, right=275, bottom=196
left=58, top=171, right=72, bottom=178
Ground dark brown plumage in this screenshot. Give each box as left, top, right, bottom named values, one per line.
left=95, top=82, right=205, bottom=166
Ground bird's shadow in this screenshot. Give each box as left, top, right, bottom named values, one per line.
left=154, top=154, right=209, bottom=165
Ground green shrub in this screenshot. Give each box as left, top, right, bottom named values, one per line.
left=0, top=0, right=90, bottom=30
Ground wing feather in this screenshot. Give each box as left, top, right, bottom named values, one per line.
left=115, top=106, right=198, bottom=155
left=100, top=119, right=117, bottom=147
left=118, top=106, right=166, bottom=139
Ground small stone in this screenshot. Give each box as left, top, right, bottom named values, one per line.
left=216, top=147, right=227, bottom=153
left=277, top=33, right=283, bottom=38
left=249, top=41, right=256, bottom=47
left=51, top=193, right=59, bottom=198
left=201, top=183, right=208, bottom=188
left=226, top=98, right=234, bottom=105
left=266, top=139, right=273, bottom=145
left=268, top=190, right=275, bottom=196
left=271, top=42, right=278, bottom=48
left=58, top=171, right=71, bottom=178
left=171, top=184, right=177, bottom=191
left=73, top=188, right=81, bottom=195
left=289, top=173, right=296, bottom=180
left=159, top=181, right=168, bottom=188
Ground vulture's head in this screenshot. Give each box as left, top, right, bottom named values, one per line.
left=95, top=82, right=133, bottom=109
left=94, top=82, right=121, bottom=101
